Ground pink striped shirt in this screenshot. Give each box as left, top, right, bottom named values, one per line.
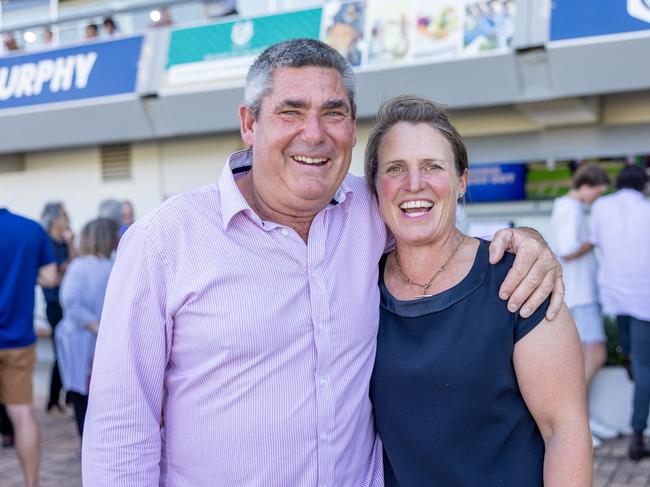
left=82, top=150, right=386, bottom=486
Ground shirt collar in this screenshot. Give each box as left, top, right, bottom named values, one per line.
left=218, top=149, right=355, bottom=230
left=617, top=188, right=645, bottom=199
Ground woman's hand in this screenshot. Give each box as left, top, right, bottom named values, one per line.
left=489, top=227, right=564, bottom=320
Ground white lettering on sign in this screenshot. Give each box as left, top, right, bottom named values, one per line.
left=468, top=167, right=518, bottom=186
left=0, top=52, right=98, bottom=102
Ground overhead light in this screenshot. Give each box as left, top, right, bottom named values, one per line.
left=23, top=31, right=37, bottom=43
left=149, top=10, right=161, bottom=22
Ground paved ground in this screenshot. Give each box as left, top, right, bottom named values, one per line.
left=595, top=439, right=650, bottom=486
left=0, top=358, right=81, bottom=487
left=2, top=339, right=650, bottom=486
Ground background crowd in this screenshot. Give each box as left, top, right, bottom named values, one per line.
left=0, top=198, right=134, bottom=486
left=1, top=0, right=239, bottom=56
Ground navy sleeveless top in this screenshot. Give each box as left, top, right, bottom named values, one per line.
left=370, top=239, right=549, bottom=487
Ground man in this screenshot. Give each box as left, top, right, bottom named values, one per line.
left=0, top=207, right=57, bottom=487
left=102, top=17, right=120, bottom=37
left=590, top=164, right=650, bottom=460
left=3, top=32, right=20, bottom=52
left=83, top=39, right=563, bottom=485
left=84, top=23, right=98, bottom=39
left=550, top=164, right=615, bottom=447
left=40, top=202, right=76, bottom=414
left=98, top=199, right=123, bottom=226
left=99, top=198, right=132, bottom=237
left=120, top=200, right=135, bottom=236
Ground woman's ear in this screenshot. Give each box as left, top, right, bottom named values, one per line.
left=457, top=168, right=468, bottom=201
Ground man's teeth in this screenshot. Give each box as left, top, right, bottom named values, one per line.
left=293, top=156, right=328, bottom=164
left=399, top=200, right=434, bottom=210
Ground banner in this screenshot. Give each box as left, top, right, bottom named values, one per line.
left=164, top=0, right=517, bottom=89
left=0, top=36, right=143, bottom=110
left=166, top=9, right=322, bottom=85
left=467, top=163, right=526, bottom=202
left=550, top=0, right=650, bottom=42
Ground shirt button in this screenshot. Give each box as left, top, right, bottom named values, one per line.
left=281, top=228, right=289, bottom=236
left=319, top=376, right=328, bottom=386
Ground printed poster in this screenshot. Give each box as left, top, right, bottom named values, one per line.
left=463, top=0, right=515, bottom=55
left=413, top=0, right=462, bottom=60
left=321, top=1, right=367, bottom=67
left=366, top=0, right=415, bottom=65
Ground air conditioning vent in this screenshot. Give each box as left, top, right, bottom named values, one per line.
left=0, top=153, right=25, bottom=173
left=101, top=144, right=131, bottom=181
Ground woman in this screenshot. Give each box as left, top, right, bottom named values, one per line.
left=40, top=201, right=76, bottom=414
left=366, top=95, right=591, bottom=486
left=56, top=218, right=118, bottom=437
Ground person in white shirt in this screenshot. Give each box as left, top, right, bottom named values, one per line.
left=590, top=164, right=650, bottom=461
left=550, top=163, right=611, bottom=447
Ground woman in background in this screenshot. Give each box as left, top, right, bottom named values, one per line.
left=56, top=218, right=118, bottom=437
left=367, top=95, right=591, bottom=486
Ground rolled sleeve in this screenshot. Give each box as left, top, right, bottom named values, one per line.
left=82, top=225, right=172, bottom=486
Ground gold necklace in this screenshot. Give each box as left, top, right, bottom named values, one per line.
left=394, top=234, right=465, bottom=296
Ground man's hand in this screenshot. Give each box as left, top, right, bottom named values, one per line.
left=489, top=227, right=564, bottom=320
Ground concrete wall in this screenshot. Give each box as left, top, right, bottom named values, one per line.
left=0, top=121, right=372, bottom=231
left=0, top=133, right=242, bottom=231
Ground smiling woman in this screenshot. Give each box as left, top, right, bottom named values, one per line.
left=366, top=95, right=592, bottom=487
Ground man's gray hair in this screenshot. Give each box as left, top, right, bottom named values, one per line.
left=41, top=202, right=64, bottom=232
left=98, top=199, right=122, bottom=225
left=243, top=38, right=357, bottom=120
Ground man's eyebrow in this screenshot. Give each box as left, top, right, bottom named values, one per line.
left=322, top=99, right=350, bottom=112
left=277, top=99, right=307, bottom=110
left=274, top=98, right=350, bottom=112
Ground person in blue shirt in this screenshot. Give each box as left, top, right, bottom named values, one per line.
left=0, top=207, right=57, bottom=487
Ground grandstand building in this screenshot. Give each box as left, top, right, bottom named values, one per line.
left=1, top=0, right=649, bottom=238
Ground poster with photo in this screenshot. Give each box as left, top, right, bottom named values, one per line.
left=463, top=0, right=515, bottom=55
left=413, top=0, right=462, bottom=60
left=366, top=0, right=415, bottom=65
left=321, top=1, right=366, bottom=67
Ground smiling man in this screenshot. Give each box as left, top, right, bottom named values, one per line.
left=82, top=39, right=563, bottom=486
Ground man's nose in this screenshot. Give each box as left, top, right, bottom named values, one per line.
left=301, top=113, right=326, bottom=144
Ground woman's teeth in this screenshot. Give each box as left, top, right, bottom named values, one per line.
left=399, top=200, right=433, bottom=217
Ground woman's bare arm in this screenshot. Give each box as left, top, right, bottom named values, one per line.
left=513, top=304, right=592, bottom=487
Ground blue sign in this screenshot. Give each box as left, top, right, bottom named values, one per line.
left=467, top=163, right=526, bottom=203
left=550, top=0, right=650, bottom=41
left=0, top=36, right=143, bottom=110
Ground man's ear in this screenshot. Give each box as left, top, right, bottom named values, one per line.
left=239, top=105, right=255, bottom=147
